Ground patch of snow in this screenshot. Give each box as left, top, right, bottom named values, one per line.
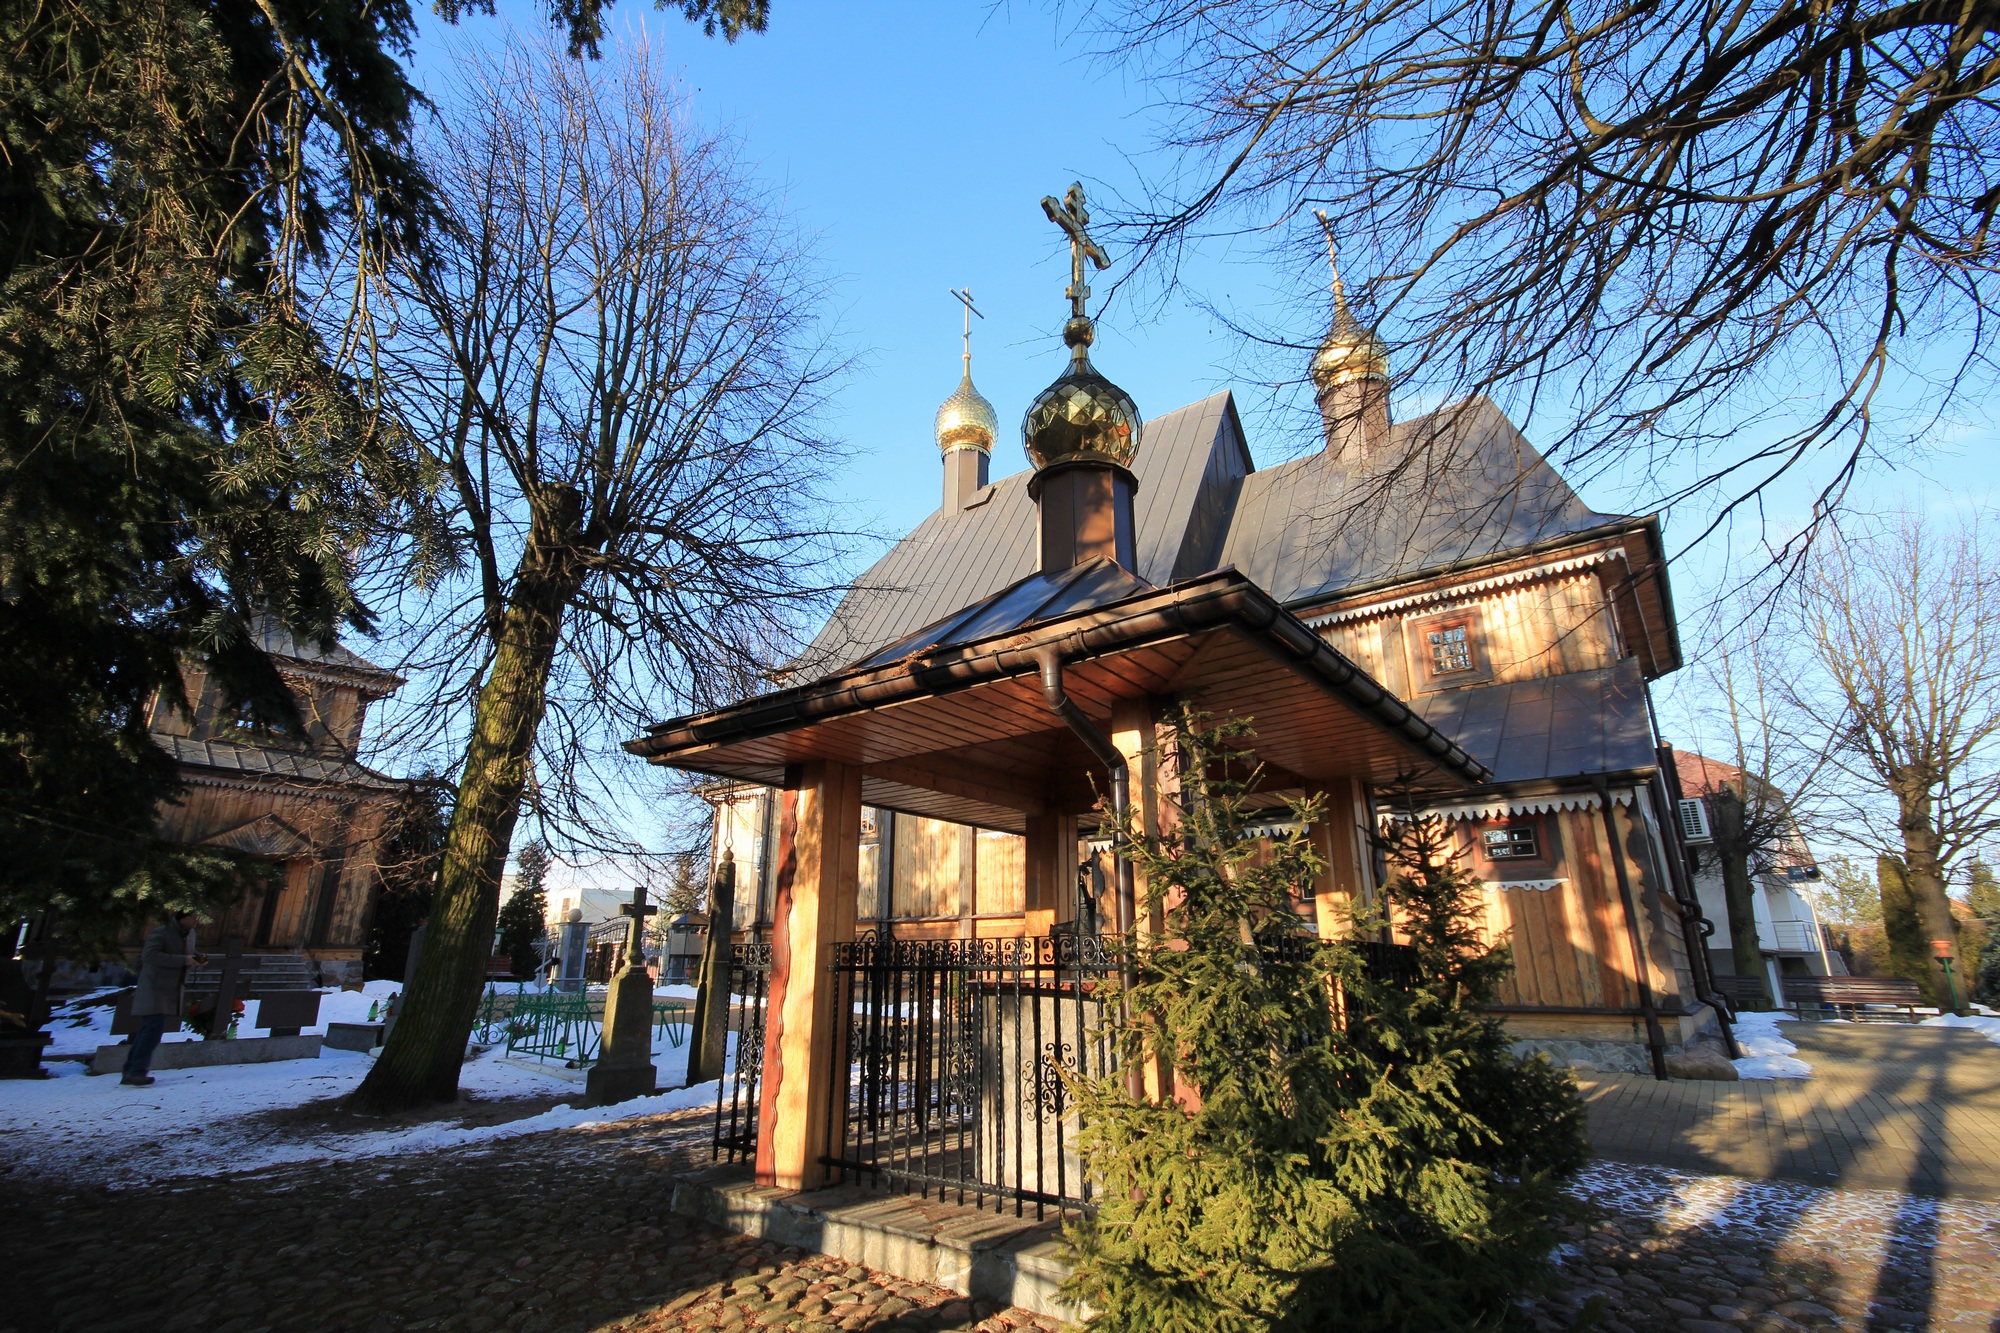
left=1, top=1014, right=723, bottom=1185
left=1921, top=1011, right=2000, bottom=1046
left=1730, top=1010, right=1813, bottom=1079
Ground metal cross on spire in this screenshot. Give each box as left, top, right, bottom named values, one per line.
left=1041, top=183, right=1111, bottom=322
left=949, top=286, right=984, bottom=369
left=1312, top=208, right=1349, bottom=310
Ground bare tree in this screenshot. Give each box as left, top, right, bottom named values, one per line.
left=1785, top=507, right=2000, bottom=1012
left=1086, top=0, right=1998, bottom=543
left=350, top=35, right=849, bottom=1111
left=1670, top=632, right=1831, bottom=1006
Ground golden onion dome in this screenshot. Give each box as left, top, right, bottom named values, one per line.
left=1022, top=317, right=1142, bottom=470
left=1310, top=301, right=1390, bottom=391
left=935, top=357, right=998, bottom=454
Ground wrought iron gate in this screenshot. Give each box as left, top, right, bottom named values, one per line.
left=711, top=940, right=771, bottom=1163
left=818, top=932, right=1119, bottom=1218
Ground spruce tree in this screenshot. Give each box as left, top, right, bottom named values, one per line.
left=1062, top=710, right=1586, bottom=1332
left=498, top=841, right=553, bottom=981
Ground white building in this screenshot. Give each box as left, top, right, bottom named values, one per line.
left=1674, top=752, right=1839, bottom=1000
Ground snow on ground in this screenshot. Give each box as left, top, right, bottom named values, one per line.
left=1568, top=1157, right=2000, bottom=1250
left=1922, top=1010, right=2000, bottom=1046
left=44, top=981, right=406, bottom=1056
left=6, top=998, right=729, bottom=1186
left=1731, top=1010, right=1815, bottom=1080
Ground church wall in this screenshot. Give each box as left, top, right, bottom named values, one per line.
left=1317, top=570, right=1621, bottom=689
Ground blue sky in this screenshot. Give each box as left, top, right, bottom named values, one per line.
left=398, top=2, right=1996, bottom=889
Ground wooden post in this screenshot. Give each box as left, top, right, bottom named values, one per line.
left=687, top=850, right=735, bottom=1086
left=1310, top=778, right=1371, bottom=939
left=1112, top=697, right=1176, bottom=1101
left=754, top=760, right=862, bottom=1191
left=1023, top=813, right=1077, bottom=938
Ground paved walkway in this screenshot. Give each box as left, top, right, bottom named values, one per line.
left=1578, top=1023, right=2000, bottom=1198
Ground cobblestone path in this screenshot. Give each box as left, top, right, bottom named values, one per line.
left=1577, top=1024, right=2000, bottom=1197
left=3, top=1099, right=1997, bottom=1332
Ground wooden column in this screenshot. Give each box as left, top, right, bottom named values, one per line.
left=755, top=760, right=862, bottom=1191
left=1310, top=777, right=1372, bottom=939
left=1112, top=697, right=1177, bottom=1101
left=1023, top=813, right=1078, bottom=938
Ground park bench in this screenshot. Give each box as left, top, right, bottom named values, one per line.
left=1714, top=973, right=1935, bottom=1022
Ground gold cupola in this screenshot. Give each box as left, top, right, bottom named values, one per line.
left=935, top=359, right=998, bottom=455
left=1308, top=229, right=1390, bottom=391
left=1310, top=211, right=1392, bottom=460
left=938, top=289, right=996, bottom=514
left=1023, top=184, right=1141, bottom=572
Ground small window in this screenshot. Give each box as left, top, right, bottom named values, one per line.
left=1482, top=825, right=1540, bottom=860
left=1428, top=622, right=1474, bottom=675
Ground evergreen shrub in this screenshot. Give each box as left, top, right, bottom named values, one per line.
left=1062, top=710, right=1587, bottom=1331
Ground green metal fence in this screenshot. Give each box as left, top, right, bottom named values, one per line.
left=469, top=985, right=689, bottom=1068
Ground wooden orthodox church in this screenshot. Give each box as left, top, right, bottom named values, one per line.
left=629, top=191, right=1734, bottom=1191
left=139, top=621, right=412, bottom=985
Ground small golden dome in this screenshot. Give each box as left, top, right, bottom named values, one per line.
left=1310, top=302, right=1390, bottom=391
left=935, top=358, right=998, bottom=454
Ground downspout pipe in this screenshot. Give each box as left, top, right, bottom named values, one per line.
left=1594, top=776, right=1671, bottom=1081
left=1034, top=647, right=1134, bottom=943
left=1648, top=764, right=1740, bottom=1059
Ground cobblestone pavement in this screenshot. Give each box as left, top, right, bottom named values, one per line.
left=1577, top=1024, right=2000, bottom=1198
left=4, top=1094, right=1998, bottom=1332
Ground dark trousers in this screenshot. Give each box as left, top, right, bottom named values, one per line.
left=122, top=1014, right=168, bottom=1078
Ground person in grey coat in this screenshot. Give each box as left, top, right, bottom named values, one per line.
left=122, top=910, right=208, bottom=1086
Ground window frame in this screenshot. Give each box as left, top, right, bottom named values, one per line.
left=1404, top=606, right=1494, bottom=692
left=1470, top=813, right=1562, bottom=877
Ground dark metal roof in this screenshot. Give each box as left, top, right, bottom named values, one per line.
left=856, top=558, right=1155, bottom=668
left=1409, top=661, right=1655, bottom=784
left=156, top=734, right=404, bottom=791
left=628, top=569, right=1490, bottom=831
left=1216, top=396, right=1623, bottom=607
left=251, top=616, right=404, bottom=690
left=805, top=392, right=1249, bottom=670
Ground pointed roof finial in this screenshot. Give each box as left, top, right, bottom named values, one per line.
left=1313, top=208, right=1348, bottom=310
left=936, top=287, right=997, bottom=455
left=1309, top=209, right=1390, bottom=390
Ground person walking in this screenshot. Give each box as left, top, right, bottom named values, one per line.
left=122, top=910, right=207, bottom=1086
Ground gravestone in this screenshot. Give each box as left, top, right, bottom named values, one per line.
left=556, top=909, right=589, bottom=994
left=585, top=886, right=658, bottom=1105
left=687, top=849, right=735, bottom=1085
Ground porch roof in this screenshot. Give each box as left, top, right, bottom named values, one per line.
left=627, top=566, right=1489, bottom=833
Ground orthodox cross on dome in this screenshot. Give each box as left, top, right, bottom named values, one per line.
left=1312, top=208, right=1350, bottom=309
left=949, top=286, right=985, bottom=367
left=1041, top=183, right=1111, bottom=322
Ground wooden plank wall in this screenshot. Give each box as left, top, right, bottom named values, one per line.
left=1320, top=571, right=1620, bottom=691
left=892, top=815, right=962, bottom=918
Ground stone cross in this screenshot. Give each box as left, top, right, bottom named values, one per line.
left=619, top=884, right=658, bottom=972
left=1040, top=183, right=1111, bottom=321
left=587, top=884, right=661, bottom=1106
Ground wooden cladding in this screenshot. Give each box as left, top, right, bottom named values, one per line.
left=1318, top=570, right=1621, bottom=695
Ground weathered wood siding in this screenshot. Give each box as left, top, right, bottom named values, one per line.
left=892, top=815, right=962, bottom=918
left=1317, top=571, right=1620, bottom=693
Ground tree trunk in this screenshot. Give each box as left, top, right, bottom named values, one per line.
left=1896, top=786, right=1967, bottom=1014
left=352, top=502, right=584, bottom=1112
left=1709, top=785, right=1768, bottom=1007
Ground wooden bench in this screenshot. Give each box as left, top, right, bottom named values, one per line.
left=1780, top=975, right=1935, bottom=1022
left=1709, top=973, right=1936, bottom=1022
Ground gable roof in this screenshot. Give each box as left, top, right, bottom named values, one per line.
left=810, top=393, right=1627, bottom=676
left=805, top=392, right=1250, bottom=670
left=1216, top=397, right=1622, bottom=607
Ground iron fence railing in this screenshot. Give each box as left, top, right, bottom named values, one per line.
left=470, top=985, right=689, bottom=1068
left=712, top=942, right=772, bottom=1163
